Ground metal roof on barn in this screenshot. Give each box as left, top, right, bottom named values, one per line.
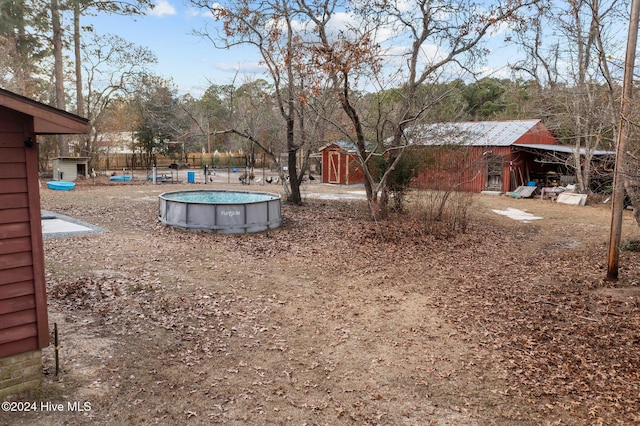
left=403, top=119, right=545, bottom=147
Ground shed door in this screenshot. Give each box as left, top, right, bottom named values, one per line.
left=486, top=155, right=503, bottom=191
left=328, top=151, right=340, bottom=183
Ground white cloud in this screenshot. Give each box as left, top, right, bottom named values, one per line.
left=214, top=61, right=266, bottom=75
left=187, top=4, right=223, bottom=18
left=149, top=0, right=177, bottom=17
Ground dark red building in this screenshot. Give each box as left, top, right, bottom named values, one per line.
left=407, top=120, right=562, bottom=193
left=0, top=88, right=88, bottom=396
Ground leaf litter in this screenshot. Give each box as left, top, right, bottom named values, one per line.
left=3, top=182, right=639, bottom=425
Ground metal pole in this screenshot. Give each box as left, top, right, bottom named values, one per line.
left=606, top=0, right=640, bottom=280
left=54, top=322, right=59, bottom=376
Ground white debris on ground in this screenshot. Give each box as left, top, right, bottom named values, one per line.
left=303, top=190, right=366, bottom=200
left=492, top=207, right=543, bottom=223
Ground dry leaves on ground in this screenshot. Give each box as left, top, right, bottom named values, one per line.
left=3, top=183, right=639, bottom=425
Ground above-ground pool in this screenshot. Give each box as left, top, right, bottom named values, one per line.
left=158, top=190, right=282, bottom=234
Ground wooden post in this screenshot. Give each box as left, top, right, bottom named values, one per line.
left=607, top=0, right=640, bottom=280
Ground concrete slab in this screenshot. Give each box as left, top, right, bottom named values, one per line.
left=41, top=210, right=103, bottom=238
left=42, top=219, right=92, bottom=234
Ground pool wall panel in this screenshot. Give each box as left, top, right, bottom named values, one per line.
left=158, top=190, right=281, bottom=234
left=216, top=204, right=246, bottom=233
left=186, top=203, right=218, bottom=229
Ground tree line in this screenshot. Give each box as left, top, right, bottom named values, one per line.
left=2, top=0, right=640, bottom=219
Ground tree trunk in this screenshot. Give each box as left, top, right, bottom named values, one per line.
left=74, top=2, right=91, bottom=156
left=572, top=149, right=585, bottom=192
left=286, top=115, right=302, bottom=204
left=74, top=2, right=83, bottom=117
left=51, top=0, right=69, bottom=156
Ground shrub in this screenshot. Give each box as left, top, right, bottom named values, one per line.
left=409, top=189, right=474, bottom=236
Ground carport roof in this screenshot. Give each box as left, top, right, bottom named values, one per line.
left=514, top=143, right=615, bottom=156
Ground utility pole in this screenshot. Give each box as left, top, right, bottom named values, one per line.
left=607, top=0, right=640, bottom=280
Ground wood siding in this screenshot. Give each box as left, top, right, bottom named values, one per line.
left=52, top=159, right=79, bottom=181
left=0, top=107, right=49, bottom=358
left=51, top=158, right=89, bottom=181
left=512, top=122, right=558, bottom=146
left=413, top=123, right=559, bottom=193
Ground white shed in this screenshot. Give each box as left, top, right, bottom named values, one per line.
left=52, top=157, right=90, bottom=181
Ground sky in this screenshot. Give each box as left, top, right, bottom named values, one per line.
left=86, top=0, right=264, bottom=97
left=83, top=0, right=607, bottom=99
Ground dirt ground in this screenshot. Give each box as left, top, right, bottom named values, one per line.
left=2, top=177, right=640, bottom=425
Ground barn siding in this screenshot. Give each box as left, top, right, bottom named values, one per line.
left=339, top=152, right=348, bottom=184
left=345, top=155, right=365, bottom=185
left=321, top=147, right=331, bottom=183
left=412, top=146, right=489, bottom=192
left=413, top=145, right=531, bottom=192
left=0, top=338, right=39, bottom=359
left=513, top=122, right=557, bottom=145
left=0, top=90, right=88, bottom=397
left=0, top=109, right=49, bottom=359
left=494, top=146, right=516, bottom=193
left=413, top=123, right=559, bottom=193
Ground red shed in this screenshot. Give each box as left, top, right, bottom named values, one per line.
left=320, top=141, right=366, bottom=185
left=407, top=120, right=560, bottom=193
left=0, top=88, right=88, bottom=397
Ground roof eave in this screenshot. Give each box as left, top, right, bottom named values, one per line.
left=0, top=88, right=89, bottom=135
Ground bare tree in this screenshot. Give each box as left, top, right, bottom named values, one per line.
left=81, top=33, right=157, bottom=158
left=70, top=0, right=154, bottom=117
left=299, top=0, right=535, bottom=218
left=190, top=0, right=319, bottom=204
left=511, top=0, right=625, bottom=193
left=41, top=0, right=154, bottom=156
left=51, top=0, right=68, bottom=156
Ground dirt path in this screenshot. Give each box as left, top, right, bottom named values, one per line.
left=2, top=182, right=639, bottom=425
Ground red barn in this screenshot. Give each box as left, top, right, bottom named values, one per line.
left=0, top=88, right=88, bottom=397
left=320, top=141, right=366, bottom=185
left=407, top=120, right=562, bottom=193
